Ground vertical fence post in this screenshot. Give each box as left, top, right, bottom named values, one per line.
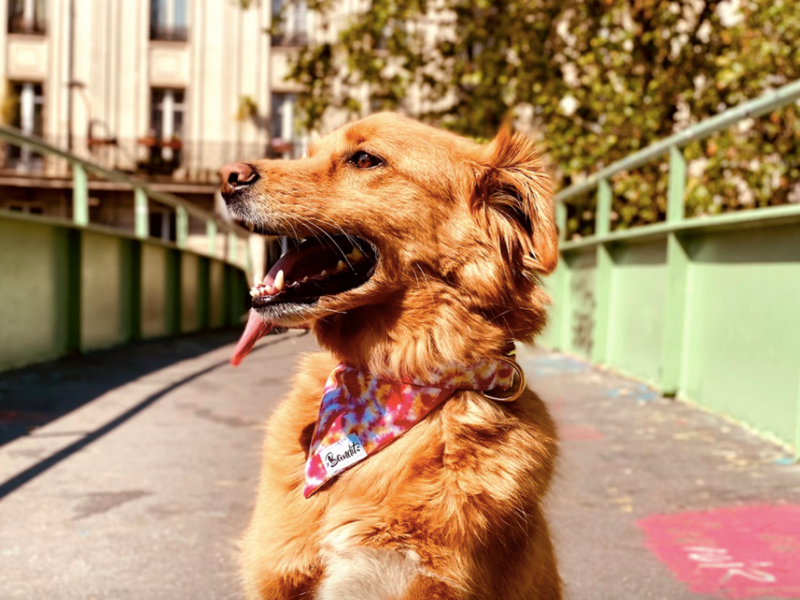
left=228, top=231, right=238, bottom=264
left=197, top=257, right=211, bottom=330
left=207, top=220, right=218, bottom=256
left=595, top=180, right=612, bottom=237
left=72, top=163, right=89, bottom=226
left=66, top=229, right=82, bottom=353
left=556, top=201, right=567, bottom=243
left=134, top=187, right=149, bottom=239
left=660, top=145, right=690, bottom=396
left=176, top=206, right=188, bottom=249
left=591, top=179, right=614, bottom=364
left=52, top=228, right=82, bottom=354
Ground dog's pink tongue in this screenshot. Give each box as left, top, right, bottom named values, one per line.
left=231, top=310, right=273, bottom=366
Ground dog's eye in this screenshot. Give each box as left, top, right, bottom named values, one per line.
left=350, top=151, right=383, bottom=169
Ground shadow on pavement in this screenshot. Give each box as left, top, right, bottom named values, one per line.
left=0, top=331, right=301, bottom=501
left=0, top=330, right=258, bottom=448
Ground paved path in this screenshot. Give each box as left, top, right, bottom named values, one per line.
left=1, top=332, right=799, bottom=599
left=517, top=349, right=800, bottom=600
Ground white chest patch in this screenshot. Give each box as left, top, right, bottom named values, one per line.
left=315, top=547, right=421, bottom=600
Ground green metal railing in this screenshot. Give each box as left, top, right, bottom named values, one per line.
left=546, top=80, right=800, bottom=455
left=0, top=124, right=253, bottom=270
left=0, top=127, right=253, bottom=372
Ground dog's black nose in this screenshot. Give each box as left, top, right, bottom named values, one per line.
left=220, top=162, right=258, bottom=199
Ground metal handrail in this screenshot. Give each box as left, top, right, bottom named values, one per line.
left=556, top=79, right=800, bottom=206
left=0, top=125, right=251, bottom=267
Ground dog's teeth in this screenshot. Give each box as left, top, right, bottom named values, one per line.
left=337, top=260, right=346, bottom=271
left=274, top=270, right=285, bottom=292
left=320, top=270, right=328, bottom=277
left=265, top=285, right=275, bottom=295
left=249, top=289, right=257, bottom=297
left=302, top=276, right=309, bottom=282
left=350, top=247, right=365, bottom=261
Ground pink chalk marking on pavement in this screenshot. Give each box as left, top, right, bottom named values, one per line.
left=560, top=424, right=604, bottom=441
left=638, top=505, right=800, bottom=598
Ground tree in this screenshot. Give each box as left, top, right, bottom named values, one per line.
left=272, top=0, right=800, bottom=237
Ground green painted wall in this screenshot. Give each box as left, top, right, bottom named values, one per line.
left=563, top=250, right=596, bottom=360
left=607, top=241, right=667, bottom=387
left=81, top=232, right=124, bottom=350
left=539, top=264, right=565, bottom=349
left=0, top=219, right=64, bottom=370
left=549, top=218, right=800, bottom=453
left=682, top=226, right=800, bottom=448
left=0, top=213, right=249, bottom=373
left=141, top=244, right=168, bottom=338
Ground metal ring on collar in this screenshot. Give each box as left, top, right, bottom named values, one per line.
left=482, top=356, right=526, bottom=403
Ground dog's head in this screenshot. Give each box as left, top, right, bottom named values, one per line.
left=223, top=113, right=557, bottom=374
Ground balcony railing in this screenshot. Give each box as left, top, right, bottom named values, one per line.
left=7, top=16, right=46, bottom=35
left=150, top=24, right=188, bottom=42
left=0, top=135, right=276, bottom=185
left=270, top=31, right=308, bottom=47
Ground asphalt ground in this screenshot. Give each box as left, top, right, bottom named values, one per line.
left=1, top=331, right=798, bottom=599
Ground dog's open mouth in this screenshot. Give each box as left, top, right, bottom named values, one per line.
left=250, top=236, right=378, bottom=308
left=231, top=234, right=378, bottom=366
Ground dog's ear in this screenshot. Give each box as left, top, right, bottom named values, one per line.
left=476, top=125, right=558, bottom=275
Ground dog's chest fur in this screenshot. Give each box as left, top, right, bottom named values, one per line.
left=241, top=351, right=560, bottom=600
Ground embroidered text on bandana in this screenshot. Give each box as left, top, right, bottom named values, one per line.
left=303, top=359, right=517, bottom=498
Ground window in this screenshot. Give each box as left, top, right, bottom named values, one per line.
left=151, top=88, right=185, bottom=142
left=7, top=0, right=45, bottom=35
left=150, top=0, right=187, bottom=41
left=143, top=88, right=185, bottom=174
left=148, top=208, right=176, bottom=242
left=269, top=93, right=297, bottom=158
left=271, top=0, right=307, bottom=47
left=6, top=82, right=44, bottom=167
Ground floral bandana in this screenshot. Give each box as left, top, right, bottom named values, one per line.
left=303, top=358, right=519, bottom=498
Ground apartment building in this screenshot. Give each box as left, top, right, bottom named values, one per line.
left=0, top=0, right=306, bottom=249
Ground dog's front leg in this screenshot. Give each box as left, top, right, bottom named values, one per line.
left=242, top=566, right=321, bottom=600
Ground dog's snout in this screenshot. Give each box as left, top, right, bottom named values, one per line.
left=220, top=162, right=258, bottom=198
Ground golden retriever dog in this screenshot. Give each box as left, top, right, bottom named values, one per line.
left=220, top=113, right=560, bottom=600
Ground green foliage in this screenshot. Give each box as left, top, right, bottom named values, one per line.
left=236, top=95, right=260, bottom=121
left=279, top=0, right=800, bottom=237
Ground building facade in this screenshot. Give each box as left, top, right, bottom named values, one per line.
left=0, top=0, right=307, bottom=179
left=0, top=0, right=310, bottom=273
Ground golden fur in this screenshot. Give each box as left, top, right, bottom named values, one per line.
left=230, top=113, right=561, bottom=599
